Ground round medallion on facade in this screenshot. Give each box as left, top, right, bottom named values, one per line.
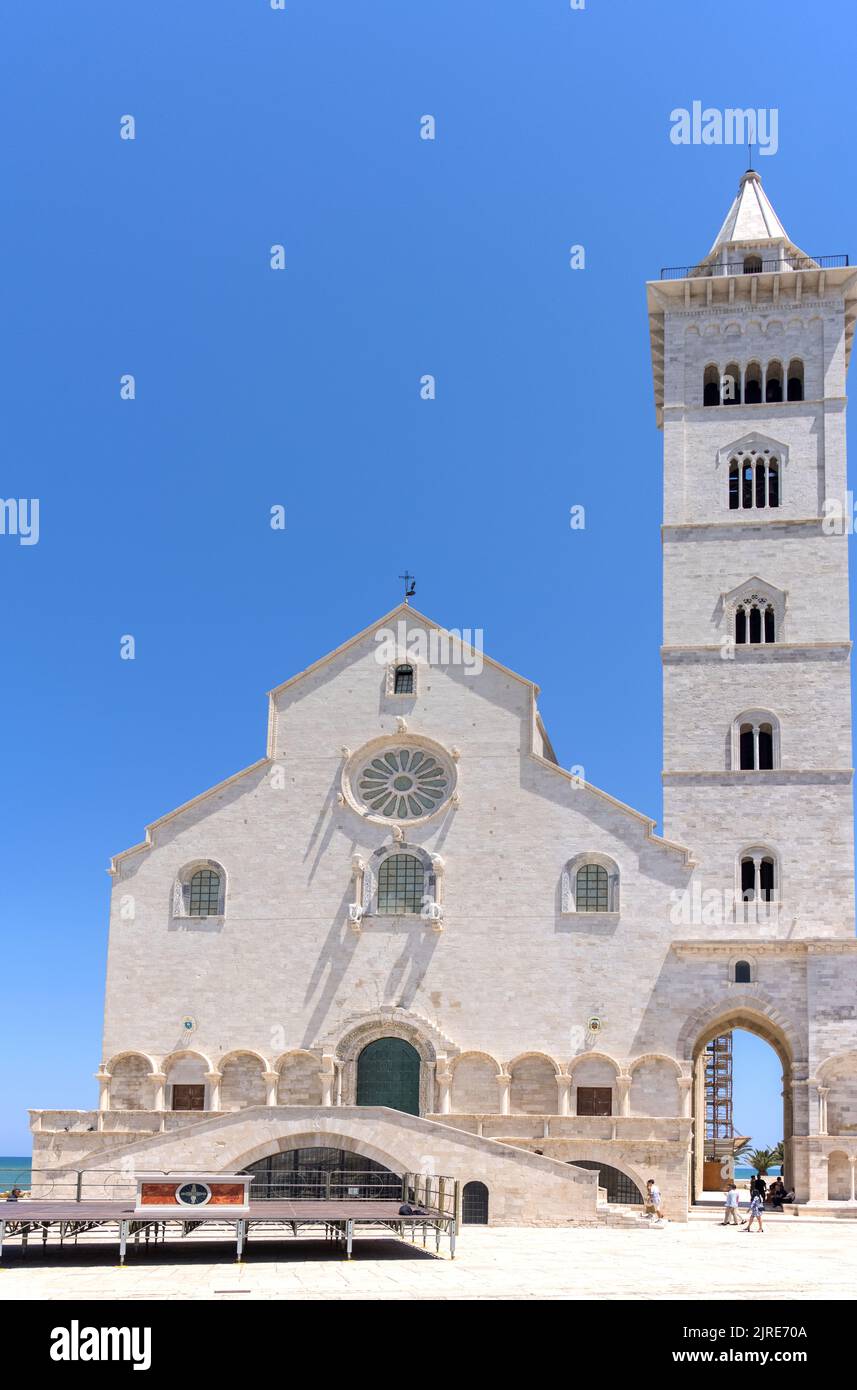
left=175, top=1181, right=212, bottom=1207
left=344, top=738, right=456, bottom=824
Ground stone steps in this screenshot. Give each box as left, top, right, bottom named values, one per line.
left=597, top=1204, right=653, bottom=1228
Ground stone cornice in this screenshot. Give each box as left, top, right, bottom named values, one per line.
left=662, top=642, right=851, bottom=664
left=663, top=517, right=835, bottom=536
left=662, top=768, right=853, bottom=786
left=672, top=940, right=857, bottom=957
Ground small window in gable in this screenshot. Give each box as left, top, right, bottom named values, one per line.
left=173, top=860, right=226, bottom=919
left=562, top=855, right=619, bottom=914
left=189, top=869, right=220, bottom=917
left=576, top=864, right=608, bottom=912
left=394, top=664, right=414, bottom=694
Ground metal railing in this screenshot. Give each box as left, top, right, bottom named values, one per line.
left=1, top=1167, right=460, bottom=1222
left=660, top=253, right=849, bottom=281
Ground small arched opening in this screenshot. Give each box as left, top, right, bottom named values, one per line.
left=462, top=1180, right=490, bottom=1224
left=787, top=359, right=804, bottom=402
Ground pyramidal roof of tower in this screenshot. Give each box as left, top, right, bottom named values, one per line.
left=702, top=168, right=808, bottom=264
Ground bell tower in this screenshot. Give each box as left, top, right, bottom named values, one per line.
left=647, top=170, right=857, bottom=935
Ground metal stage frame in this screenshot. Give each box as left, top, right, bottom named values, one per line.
left=0, top=1180, right=460, bottom=1265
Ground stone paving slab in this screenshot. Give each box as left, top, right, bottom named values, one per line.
left=1, top=1217, right=855, bottom=1300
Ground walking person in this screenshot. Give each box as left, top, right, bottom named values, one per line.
left=721, top=1181, right=741, bottom=1225
left=746, top=1189, right=765, bottom=1233
left=646, top=1178, right=666, bottom=1224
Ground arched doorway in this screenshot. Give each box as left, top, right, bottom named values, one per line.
left=569, top=1160, right=643, bottom=1204
left=462, top=1180, right=489, bottom=1224
left=241, top=1146, right=400, bottom=1199
left=356, top=1037, right=420, bottom=1114
left=689, top=1009, right=793, bottom=1202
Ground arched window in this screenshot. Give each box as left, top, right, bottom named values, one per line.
left=743, top=254, right=763, bottom=274
left=727, top=451, right=779, bottom=511
left=576, top=863, right=609, bottom=912
left=733, top=711, right=779, bottom=771
left=377, top=853, right=425, bottom=914
left=787, top=358, right=804, bottom=402
left=393, top=664, right=414, bottom=694
left=765, top=361, right=783, bottom=403
left=189, top=869, right=220, bottom=916
left=741, top=853, right=777, bottom=903
left=173, top=861, right=227, bottom=918
left=734, top=960, right=752, bottom=983
left=703, top=364, right=721, bottom=407
left=723, top=362, right=741, bottom=405
left=744, top=361, right=762, bottom=403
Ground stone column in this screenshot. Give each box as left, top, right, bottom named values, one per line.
left=263, top=1070, right=279, bottom=1107
left=616, top=1074, right=632, bottom=1117
left=817, top=1086, right=829, bottom=1136
left=150, top=1071, right=167, bottom=1112
left=435, top=1062, right=452, bottom=1115
left=95, top=1070, right=111, bottom=1113
left=556, top=1075, right=571, bottom=1117
left=205, top=1070, right=222, bottom=1111
left=851, top=1159, right=857, bottom=1204
left=497, top=1073, right=511, bottom=1116
left=677, top=1075, right=693, bottom=1119
left=319, top=1054, right=336, bottom=1107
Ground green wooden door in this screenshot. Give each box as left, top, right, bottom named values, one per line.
left=356, top=1037, right=420, bottom=1114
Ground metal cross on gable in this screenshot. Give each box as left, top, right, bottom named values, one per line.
left=399, top=571, right=416, bottom=602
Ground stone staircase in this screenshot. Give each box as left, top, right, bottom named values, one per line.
left=597, top=1203, right=653, bottom=1229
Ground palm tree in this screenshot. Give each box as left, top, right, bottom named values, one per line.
left=746, top=1147, right=779, bottom=1175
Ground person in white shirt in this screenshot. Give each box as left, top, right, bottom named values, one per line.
left=721, top=1181, right=741, bottom=1225
left=646, top=1179, right=665, bottom=1223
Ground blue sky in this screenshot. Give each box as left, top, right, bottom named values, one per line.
left=2, top=0, right=853, bottom=1153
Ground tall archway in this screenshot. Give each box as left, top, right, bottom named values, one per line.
left=688, top=1006, right=795, bottom=1203
left=568, top=1160, right=644, bottom=1204
left=356, top=1037, right=421, bottom=1115
left=241, top=1145, right=400, bottom=1199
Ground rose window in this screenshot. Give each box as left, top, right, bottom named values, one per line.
left=356, top=747, right=450, bottom=820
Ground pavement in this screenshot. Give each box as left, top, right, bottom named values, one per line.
left=1, top=1214, right=855, bottom=1300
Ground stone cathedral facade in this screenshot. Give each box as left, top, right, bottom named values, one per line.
left=30, top=173, right=857, bottom=1223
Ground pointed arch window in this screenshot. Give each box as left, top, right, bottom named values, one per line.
left=743, top=255, right=763, bottom=274
left=735, top=597, right=776, bottom=644
left=734, top=959, right=752, bottom=983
